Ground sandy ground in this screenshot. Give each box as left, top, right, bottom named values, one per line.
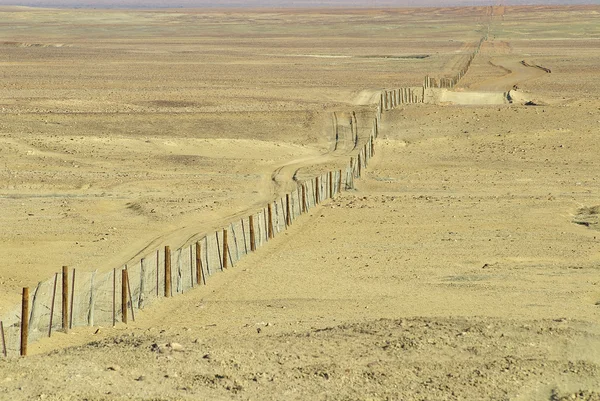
left=1, top=5, right=600, bottom=401
left=0, top=6, right=475, bottom=313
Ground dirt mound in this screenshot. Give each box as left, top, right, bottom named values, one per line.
left=425, top=88, right=509, bottom=105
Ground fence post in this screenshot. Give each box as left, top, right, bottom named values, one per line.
left=62, top=266, right=68, bottom=333
left=249, top=215, right=256, bottom=251
left=358, top=154, right=362, bottom=178
left=164, top=246, right=171, bottom=297
left=20, top=287, right=29, bottom=357
left=338, top=169, right=342, bottom=194
left=121, top=269, right=128, bottom=324
left=112, top=268, right=116, bottom=326
left=371, top=136, right=375, bottom=156
left=223, top=229, right=229, bottom=269
left=301, top=184, right=307, bottom=213
left=315, top=176, right=320, bottom=204
left=329, top=171, right=333, bottom=199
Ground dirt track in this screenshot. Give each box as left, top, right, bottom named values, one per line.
left=468, top=57, right=549, bottom=91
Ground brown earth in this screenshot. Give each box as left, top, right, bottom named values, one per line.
left=1, top=5, right=600, bottom=401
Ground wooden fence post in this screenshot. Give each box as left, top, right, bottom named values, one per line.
left=62, top=266, right=68, bottom=333
left=301, top=184, right=307, bottom=213
left=329, top=171, right=333, bottom=199
left=249, top=215, right=256, bottom=251
left=112, top=268, right=116, bottom=326
left=20, top=287, right=29, bottom=357
left=315, top=176, right=320, bottom=204
left=121, top=269, right=128, bottom=324
left=338, top=169, right=342, bottom=194
left=223, top=229, right=229, bottom=269
left=164, top=246, right=171, bottom=297
left=358, top=154, right=362, bottom=178
left=371, top=136, right=375, bottom=156
left=48, top=273, right=58, bottom=337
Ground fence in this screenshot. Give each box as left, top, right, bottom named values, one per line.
left=0, top=110, right=381, bottom=358
left=381, top=32, right=489, bottom=113
left=380, top=87, right=425, bottom=111
left=423, top=33, right=488, bottom=90
left=0, top=31, right=490, bottom=358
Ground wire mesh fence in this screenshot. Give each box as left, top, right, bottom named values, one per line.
left=1, top=70, right=395, bottom=358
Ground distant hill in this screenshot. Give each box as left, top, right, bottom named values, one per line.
left=0, top=0, right=597, bottom=8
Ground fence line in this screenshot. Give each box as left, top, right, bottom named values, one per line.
left=0, top=106, right=380, bottom=358
left=379, top=32, right=488, bottom=113
left=1, top=31, right=488, bottom=358
left=423, top=33, right=488, bottom=90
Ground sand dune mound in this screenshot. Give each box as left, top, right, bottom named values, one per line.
left=426, top=88, right=509, bottom=105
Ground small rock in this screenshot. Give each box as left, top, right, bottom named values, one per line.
left=107, top=365, right=121, bottom=371
left=135, top=376, right=146, bottom=382
left=170, top=343, right=184, bottom=352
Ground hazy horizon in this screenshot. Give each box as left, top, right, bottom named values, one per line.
left=0, top=0, right=598, bottom=9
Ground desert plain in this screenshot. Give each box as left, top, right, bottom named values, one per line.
left=0, top=4, right=600, bottom=400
